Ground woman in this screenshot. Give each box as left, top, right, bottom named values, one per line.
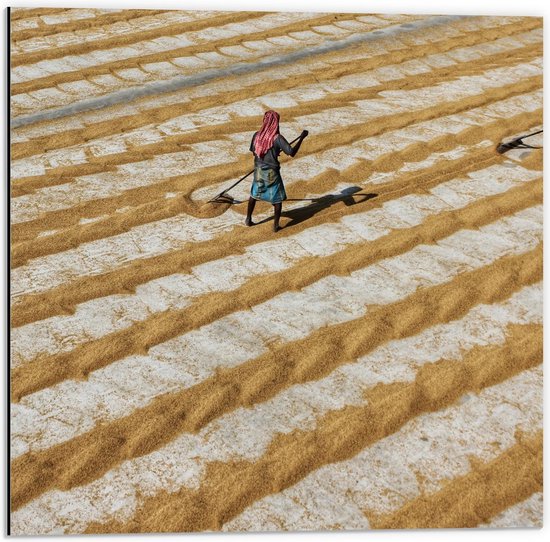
left=246, top=110, right=308, bottom=232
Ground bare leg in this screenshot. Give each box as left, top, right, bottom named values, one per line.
left=245, top=197, right=256, bottom=226
left=273, top=202, right=282, bottom=232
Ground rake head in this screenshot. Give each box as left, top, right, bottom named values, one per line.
left=209, top=193, right=235, bottom=204
left=497, top=129, right=543, bottom=154
left=496, top=142, right=513, bottom=154
left=497, top=138, right=524, bottom=154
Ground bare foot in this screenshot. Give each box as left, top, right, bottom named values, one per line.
left=273, top=224, right=281, bottom=233
left=245, top=218, right=255, bottom=226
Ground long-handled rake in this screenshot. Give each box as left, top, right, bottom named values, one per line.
left=208, top=134, right=302, bottom=203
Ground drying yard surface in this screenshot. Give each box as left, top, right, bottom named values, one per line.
left=9, top=7, right=543, bottom=534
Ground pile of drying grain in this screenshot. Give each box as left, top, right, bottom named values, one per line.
left=10, top=7, right=543, bottom=534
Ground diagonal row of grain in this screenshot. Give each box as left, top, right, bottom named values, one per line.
left=10, top=8, right=543, bottom=534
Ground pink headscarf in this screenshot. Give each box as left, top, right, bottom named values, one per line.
left=254, top=110, right=280, bottom=158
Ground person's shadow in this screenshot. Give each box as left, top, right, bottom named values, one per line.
left=276, top=186, right=377, bottom=230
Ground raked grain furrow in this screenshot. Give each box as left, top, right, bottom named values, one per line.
left=12, top=17, right=540, bottom=158
left=10, top=12, right=375, bottom=96
left=364, top=429, right=542, bottom=530
left=10, top=28, right=542, bottom=175
left=10, top=15, right=531, bottom=121
left=10, top=9, right=164, bottom=42
left=9, top=128, right=541, bottom=329
left=10, top=17, right=540, bottom=152
left=9, top=71, right=542, bottom=240
left=10, top=209, right=543, bottom=509
left=10, top=162, right=541, bottom=368
left=11, top=276, right=542, bottom=459
left=73, top=337, right=546, bottom=532
left=10, top=99, right=542, bottom=272
left=9, top=95, right=543, bottom=314
left=10, top=178, right=543, bottom=401
left=10, top=17, right=541, bottom=161
left=6, top=141, right=503, bottom=328
left=225, top=370, right=542, bottom=532
left=10, top=11, right=256, bottom=64
left=11, top=287, right=542, bottom=533
left=10, top=8, right=543, bottom=534
left=10, top=7, right=107, bottom=23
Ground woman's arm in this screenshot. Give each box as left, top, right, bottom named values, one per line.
left=279, top=130, right=309, bottom=157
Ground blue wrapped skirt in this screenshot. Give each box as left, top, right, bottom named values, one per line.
left=250, top=165, right=287, bottom=204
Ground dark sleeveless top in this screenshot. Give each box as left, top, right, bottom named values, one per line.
left=250, top=132, right=294, bottom=169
